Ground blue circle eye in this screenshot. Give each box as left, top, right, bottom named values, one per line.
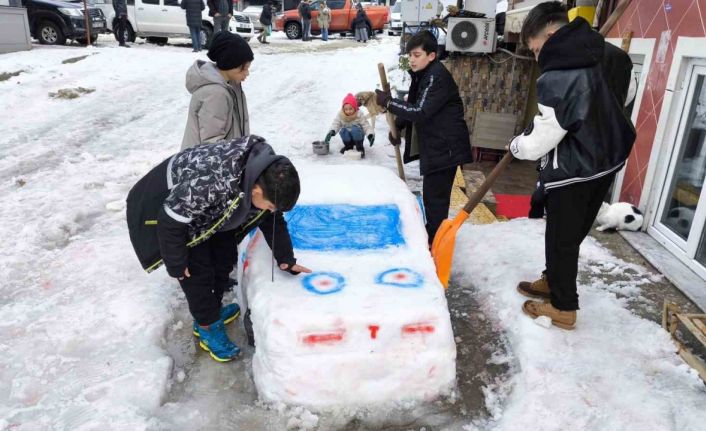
left=375, top=268, right=424, bottom=288
left=301, top=272, right=346, bottom=295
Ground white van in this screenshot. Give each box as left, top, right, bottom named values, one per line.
left=103, top=0, right=254, bottom=48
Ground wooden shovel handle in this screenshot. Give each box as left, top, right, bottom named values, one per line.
left=462, top=152, right=514, bottom=215
left=378, top=63, right=390, bottom=92
left=599, top=0, right=632, bottom=36
left=378, top=62, right=405, bottom=181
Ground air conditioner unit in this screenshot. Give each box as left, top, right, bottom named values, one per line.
left=445, top=17, right=496, bottom=53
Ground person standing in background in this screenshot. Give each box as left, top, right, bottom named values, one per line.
left=182, top=0, right=206, bottom=52
left=257, top=0, right=274, bottom=44
left=318, top=0, right=332, bottom=41
left=208, top=0, right=233, bottom=34
left=113, top=0, right=129, bottom=48
left=298, top=0, right=312, bottom=41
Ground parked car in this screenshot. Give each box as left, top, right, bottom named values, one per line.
left=387, top=1, right=400, bottom=35
left=21, top=0, right=107, bottom=45
left=104, top=0, right=254, bottom=49
left=242, top=5, right=262, bottom=31
left=274, top=0, right=388, bottom=40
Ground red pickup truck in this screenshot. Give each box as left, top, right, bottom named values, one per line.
left=275, top=0, right=389, bottom=40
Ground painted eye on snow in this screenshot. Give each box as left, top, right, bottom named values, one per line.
left=375, top=268, right=424, bottom=288
left=301, top=272, right=346, bottom=295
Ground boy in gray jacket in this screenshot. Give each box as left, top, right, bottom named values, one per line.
left=181, top=31, right=253, bottom=150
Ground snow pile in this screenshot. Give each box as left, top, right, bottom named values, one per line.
left=453, top=219, right=706, bottom=430
left=240, top=164, right=456, bottom=408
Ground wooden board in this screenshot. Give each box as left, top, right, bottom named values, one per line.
left=472, top=111, right=518, bottom=151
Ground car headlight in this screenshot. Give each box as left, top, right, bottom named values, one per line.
left=59, top=8, right=83, bottom=17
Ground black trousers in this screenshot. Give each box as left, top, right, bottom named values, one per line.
left=545, top=173, right=615, bottom=311
left=115, top=15, right=127, bottom=45
left=423, top=166, right=458, bottom=244
left=178, top=230, right=237, bottom=326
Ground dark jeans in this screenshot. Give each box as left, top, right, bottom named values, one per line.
left=115, top=15, right=127, bottom=45
left=545, top=173, right=615, bottom=311
left=423, top=166, right=458, bottom=244
left=178, top=230, right=237, bottom=326
left=188, top=25, right=201, bottom=50
left=302, top=19, right=311, bottom=40
left=214, top=15, right=229, bottom=34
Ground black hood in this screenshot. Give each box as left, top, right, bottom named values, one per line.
left=223, top=137, right=288, bottom=231
left=538, top=17, right=604, bottom=73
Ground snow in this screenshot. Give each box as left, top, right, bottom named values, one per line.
left=453, top=219, right=706, bottom=430
left=1, top=33, right=706, bottom=430
left=240, top=164, right=456, bottom=408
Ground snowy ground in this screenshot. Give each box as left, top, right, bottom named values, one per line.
left=1, top=33, right=706, bottom=430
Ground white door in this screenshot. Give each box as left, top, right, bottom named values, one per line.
left=648, top=60, right=706, bottom=278
left=135, top=0, right=166, bottom=33
left=163, top=0, right=189, bottom=34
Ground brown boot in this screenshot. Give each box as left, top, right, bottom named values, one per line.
left=517, top=274, right=550, bottom=299
left=522, top=300, right=576, bottom=330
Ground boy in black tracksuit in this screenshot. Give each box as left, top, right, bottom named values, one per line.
left=511, top=2, right=636, bottom=329
left=375, top=31, right=473, bottom=244
left=126, top=135, right=311, bottom=362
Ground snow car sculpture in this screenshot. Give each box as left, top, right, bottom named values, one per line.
left=238, top=164, right=456, bottom=408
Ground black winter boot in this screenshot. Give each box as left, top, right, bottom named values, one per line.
left=340, top=141, right=354, bottom=154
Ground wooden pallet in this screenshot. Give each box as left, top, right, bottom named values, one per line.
left=662, top=301, right=706, bottom=382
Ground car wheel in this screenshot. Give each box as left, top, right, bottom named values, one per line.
left=284, top=21, right=301, bottom=39
left=37, top=20, right=65, bottom=45
left=146, top=36, right=168, bottom=45
left=113, top=21, right=136, bottom=43
left=200, top=23, right=213, bottom=49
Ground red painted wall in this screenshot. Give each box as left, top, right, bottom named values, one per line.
left=607, top=0, right=706, bottom=205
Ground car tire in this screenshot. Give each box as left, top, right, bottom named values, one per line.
left=146, top=36, right=168, bottom=45
left=113, top=21, right=136, bottom=43
left=37, top=20, right=66, bottom=45
left=284, top=21, right=301, bottom=39
left=200, top=23, right=213, bottom=49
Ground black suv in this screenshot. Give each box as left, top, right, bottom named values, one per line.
left=22, top=0, right=107, bottom=45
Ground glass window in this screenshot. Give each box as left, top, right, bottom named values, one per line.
left=327, top=0, right=345, bottom=9
left=660, top=75, right=706, bottom=240
left=127, top=0, right=135, bottom=5
left=164, top=0, right=179, bottom=5
left=143, top=0, right=159, bottom=4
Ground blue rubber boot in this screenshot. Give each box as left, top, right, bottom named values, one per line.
left=193, top=303, right=240, bottom=337
left=197, top=319, right=241, bottom=362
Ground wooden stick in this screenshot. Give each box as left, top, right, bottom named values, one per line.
left=377, top=63, right=406, bottom=181
left=599, top=0, right=632, bottom=36
left=461, top=152, right=513, bottom=215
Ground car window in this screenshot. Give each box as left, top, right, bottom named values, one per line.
left=143, top=0, right=159, bottom=4
left=392, top=2, right=400, bottom=12
left=164, top=0, right=179, bottom=6
left=285, top=204, right=406, bottom=251
left=326, top=0, right=345, bottom=9
left=127, top=0, right=134, bottom=5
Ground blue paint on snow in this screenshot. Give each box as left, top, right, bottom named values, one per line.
left=302, top=272, right=346, bottom=295
left=285, top=204, right=405, bottom=251
left=375, top=268, right=424, bottom=288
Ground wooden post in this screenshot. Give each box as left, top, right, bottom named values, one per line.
left=82, top=0, right=92, bottom=46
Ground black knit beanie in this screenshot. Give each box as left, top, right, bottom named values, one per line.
left=207, top=31, right=254, bottom=70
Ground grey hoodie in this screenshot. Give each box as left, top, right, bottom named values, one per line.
left=181, top=60, right=250, bottom=150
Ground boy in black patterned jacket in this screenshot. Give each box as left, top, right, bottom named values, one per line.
left=127, top=135, right=311, bottom=362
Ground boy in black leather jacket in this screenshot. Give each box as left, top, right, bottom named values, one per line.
left=511, top=2, right=636, bottom=329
